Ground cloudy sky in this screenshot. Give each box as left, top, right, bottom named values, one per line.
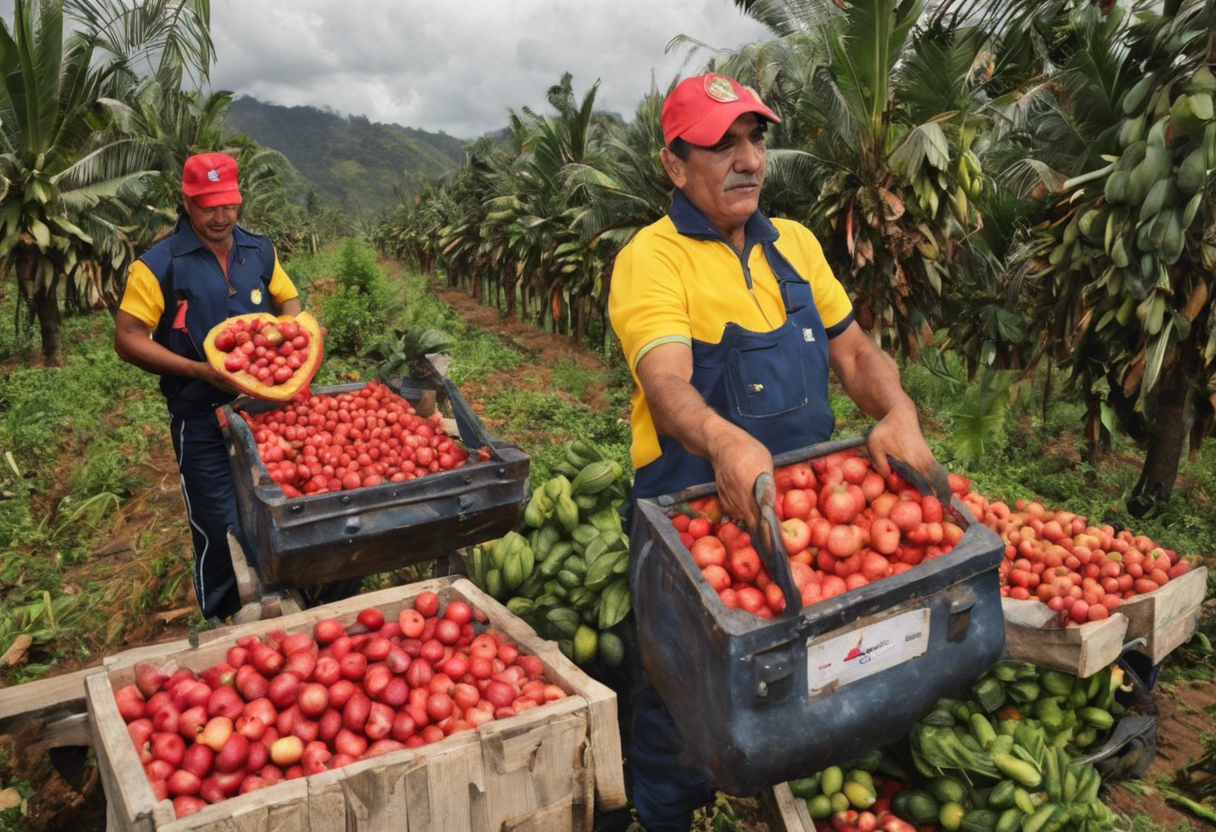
left=208, top=0, right=774, bottom=139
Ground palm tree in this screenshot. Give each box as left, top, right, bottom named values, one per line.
left=0, top=0, right=213, bottom=366
left=710, top=0, right=1003, bottom=358
left=1021, top=0, right=1216, bottom=513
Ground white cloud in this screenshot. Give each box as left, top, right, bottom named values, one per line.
left=208, top=0, right=773, bottom=137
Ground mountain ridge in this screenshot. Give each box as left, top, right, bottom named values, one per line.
left=225, top=96, right=468, bottom=217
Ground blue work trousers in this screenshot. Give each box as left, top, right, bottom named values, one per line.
left=170, top=412, right=243, bottom=620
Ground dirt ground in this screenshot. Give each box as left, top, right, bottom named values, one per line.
left=3, top=276, right=1215, bottom=831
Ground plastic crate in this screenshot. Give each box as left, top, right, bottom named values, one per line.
left=221, top=365, right=529, bottom=589
left=629, top=437, right=1006, bottom=795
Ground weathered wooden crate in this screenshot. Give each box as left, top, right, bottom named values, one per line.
left=1002, top=599, right=1128, bottom=678
left=86, top=576, right=626, bottom=832
left=761, top=781, right=815, bottom=832
left=1117, top=566, right=1207, bottom=664
left=1002, top=565, right=1207, bottom=675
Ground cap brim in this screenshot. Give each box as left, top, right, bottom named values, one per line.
left=677, top=101, right=781, bottom=147
left=190, top=190, right=242, bottom=208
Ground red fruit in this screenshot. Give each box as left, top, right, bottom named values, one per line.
left=207, top=686, right=245, bottom=721
left=780, top=518, right=812, bottom=555
left=215, top=732, right=250, bottom=773
left=727, top=547, right=761, bottom=583
left=365, top=702, right=394, bottom=741
left=313, top=656, right=341, bottom=686
left=821, top=484, right=860, bottom=525
left=167, top=768, right=202, bottom=796
left=114, top=685, right=146, bottom=723
left=398, top=608, right=426, bottom=639
left=151, top=731, right=186, bottom=767
left=280, top=632, right=317, bottom=656
left=172, top=795, right=207, bottom=818
left=434, top=619, right=461, bottom=645
left=444, top=601, right=472, bottom=626
left=297, top=683, right=330, bottom=718
left=888, top=499, right=923, bottom=533
left=390, top=711, right=417, bottom=743
left=340, top=651, right=368, bottom=681
left=313, top=618, right=346, bottom=645
left=343, top=692, right=372, bottom=733
left=151, top=704, right=181, bottom=735
left=357, top=608, right=386, bottom=631
left=284, top=649, right=318, bottom=680
left=414, top=591, right=440, bottom=618
left=135, top=663, right=170, bottom=698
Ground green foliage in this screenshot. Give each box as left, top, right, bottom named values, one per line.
left=446, top=333, right=525, bottom=385
left=550, top=358, right=608, bottom=401
left=308, top=240, right=403, bottom=356
left=336, top=238, right=383, bottom=293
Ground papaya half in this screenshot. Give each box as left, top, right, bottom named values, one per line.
left=203, top=311, right=324, bottom=401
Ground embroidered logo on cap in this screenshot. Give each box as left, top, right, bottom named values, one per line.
left=250, top=288, right=262, bottom=305
left=207, top=169, right=221, bottom=182
left=704, top=75, right=738, bottom=103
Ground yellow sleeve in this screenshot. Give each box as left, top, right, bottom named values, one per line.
left=781, top=221, right=854, bottom=335
left=268, top=252, right=299, bottom=305
left=608, top=231, right=692, bottom=372
left=118, top=260, right=164, bottom=330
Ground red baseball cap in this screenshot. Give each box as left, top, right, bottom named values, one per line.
left=661, top=74, right=781, bottom=146
left=181, top=152, right=242, bottom=208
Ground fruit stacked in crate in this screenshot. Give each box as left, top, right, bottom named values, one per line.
left=467, top=439, right=632, bottom=666
left=667, top=447, right=969, bottom=618
left=115, top=592, right=568, bottom=818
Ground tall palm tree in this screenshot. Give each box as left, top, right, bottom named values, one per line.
left=1022, top=0, right=1216, bottom=513
left=0, top=0, right=213, bottom=366
left=712, top=0, right=1004, bottom=357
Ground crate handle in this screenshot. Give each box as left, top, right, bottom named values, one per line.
left=752, top=473, right=801, bottom=619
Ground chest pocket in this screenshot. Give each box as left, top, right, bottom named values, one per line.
left=725, top=326, right=810, bottom=418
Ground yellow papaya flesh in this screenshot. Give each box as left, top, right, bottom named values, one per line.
left=204, top=311, right=324, bottom=402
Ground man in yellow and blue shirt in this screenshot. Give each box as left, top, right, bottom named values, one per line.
left=115, top=153, right=300, bottom=621
left=608, top=74, right=938, bottom=831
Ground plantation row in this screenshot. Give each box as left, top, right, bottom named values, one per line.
left=373, top=0, right=1216, bottom=519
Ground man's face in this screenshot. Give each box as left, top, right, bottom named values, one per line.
left=663, top=113, right=767, bottom=238
left=183, top=195, right=238, bottom=246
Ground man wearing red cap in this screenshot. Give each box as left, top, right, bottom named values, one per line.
left=608, top=75, right=937, bottom=829
left=114, top=152, right=302, bottom=621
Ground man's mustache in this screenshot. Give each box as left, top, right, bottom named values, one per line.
left=725, top=175, right=760, bottom=189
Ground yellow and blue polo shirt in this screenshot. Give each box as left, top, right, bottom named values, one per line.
left=609, top=190, right=854, bottom=471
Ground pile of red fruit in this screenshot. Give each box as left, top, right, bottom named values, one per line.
left=239, top=380, right=476, bottom=498
left=115, top=592, right=566, bottom=818
left=668, top=449, right=970, bottom=619
left=955, top=485, right=1191, bottom=627
left=212, top=316, right=314, bottom=385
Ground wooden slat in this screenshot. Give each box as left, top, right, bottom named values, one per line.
left=1118, top=566, right=1207, bottom=662
left=763, top=781, right=813, bottom=832
left=451, top=578, right=627, bottom=810
left=0, top=666, right=92, bottom=726
left=1002, top=599, right=1127, bottom=678
left=85, top=672, right=175, bottom=832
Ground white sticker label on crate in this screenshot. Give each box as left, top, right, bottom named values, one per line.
left=805, top=608, right=930, bottom=696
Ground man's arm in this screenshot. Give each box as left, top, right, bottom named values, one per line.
left=276, top=296, right=302, bottom=316
left=828, top=321, right=935, bottom=479
left=636, top=342, right=772, bottom=528
left=113, top=310, right=235, bottom=391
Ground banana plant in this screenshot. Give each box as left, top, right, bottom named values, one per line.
left=1026, top=0, right=1215, bottom=513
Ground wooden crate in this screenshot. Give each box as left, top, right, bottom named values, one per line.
left=1002, top=599, right=1128, bottom=678
left=1116, top=566, right=1208, bottom=663
left=86, top=576, right=626, bottom=832
left=761, top=781, right=814, bottom=832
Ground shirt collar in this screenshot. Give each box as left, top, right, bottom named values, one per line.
left=667, top=188, right=779, bottom=248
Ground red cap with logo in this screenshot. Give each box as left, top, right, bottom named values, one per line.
left=661, top=74, right=781, bottom=147
left=181, top=152, right=242, bottom=208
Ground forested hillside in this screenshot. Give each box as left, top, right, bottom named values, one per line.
left=226, top=96, right=467, bottom=216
